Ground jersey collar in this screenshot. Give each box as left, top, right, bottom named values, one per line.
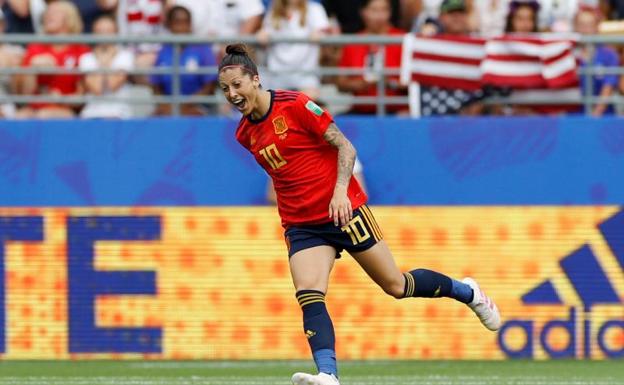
left=247, top=89, right=275, bottom=124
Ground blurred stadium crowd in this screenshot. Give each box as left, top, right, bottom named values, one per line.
left=0, top=0, right=623, bottom=118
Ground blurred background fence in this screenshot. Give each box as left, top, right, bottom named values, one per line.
left=2, top=34, right=624, bottom=116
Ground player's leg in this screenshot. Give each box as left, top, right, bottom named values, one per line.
left=290, top=245, right=340, bottom=385
left=350, top=240, right=501, bottom=331
left=347, top=206, right=501, bottom=331
left=350, top=240, right=472, bottom=302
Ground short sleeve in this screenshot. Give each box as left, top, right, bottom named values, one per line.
left=112, top=49, right=135, bottom=71
left=22, top=44, right=41, bottom=66
left=150, top=48, right=166, bottom=86
left=600, top=47, right=620, bottom=87
left=307, top=2, right=330, bottom=31
left=294, top=93, right=334, bottom=138
left=338, top=45, right=355, bottom=67
left=239, top=0, right=265, bottom=19
left=79, top=53, right=98, bottom=71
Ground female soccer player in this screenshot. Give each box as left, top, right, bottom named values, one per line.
left=218, top=44, right=501, bottom=385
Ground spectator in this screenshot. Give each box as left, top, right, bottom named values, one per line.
left=416, top=16, right=443, bottom=35
left=399, top=0, right=421, bottom=31
left=487, top=0, right=541, bottom=116
left=15, top=0, right=89, bottom=118
left=575, top=6, right=619, bottom=116
left=69, top=0, right=118, bottom=32
left=470, top=0, right=510, bottom=36
left=3, top=0, right=117, bottom=33
left=150, top=5, right=217, bottom=115
left=438, top=0, right=470, bottom=34
left=335, top=0, right=407, bottom=114
left=0, top=8, right=24, bottom=117
left=409, top=0, right=480, bottom=34
left=539, top=0, right=579, bottom=32
left=79, top=14, right=134, bottom=119
left=606, top=0, right=624, bottom=19
left=257, top=0, right=330, bottom=99
left=112, top=0, right=165, bottom=80
left=419, top=0, right=488, bottom=116
left=168, top=0, right=264, bottom=38
left=321, top=0, right=402, bottom=33
left=1, top=0, right=47, bottom=33
left=505, top=0, right=539, bottom=33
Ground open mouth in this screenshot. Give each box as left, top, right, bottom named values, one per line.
left=231, top=98, right=247, bottom=111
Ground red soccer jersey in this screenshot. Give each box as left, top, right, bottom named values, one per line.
left=338, top=27, right=407, bottom=114
left=22, top=43, right=90, bottom=96
left=236, top=90, right=367, bottom=227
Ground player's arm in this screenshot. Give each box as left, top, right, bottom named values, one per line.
left=323, top=123, right=356, bottom=227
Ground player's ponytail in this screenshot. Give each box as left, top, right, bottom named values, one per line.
left=219, top=44, right=259, bottom=77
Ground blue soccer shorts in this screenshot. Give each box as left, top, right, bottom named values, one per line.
left=284, top=205, right=384, bottom=258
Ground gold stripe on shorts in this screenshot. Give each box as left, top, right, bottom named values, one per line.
left=359, top=206, right=380, bottom=242
left=403, top=272, right=415, bottom=297
left=360, top=205, right=383, bottom=241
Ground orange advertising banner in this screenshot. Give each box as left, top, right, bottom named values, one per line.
left=0, top=206, right=622, bottom=360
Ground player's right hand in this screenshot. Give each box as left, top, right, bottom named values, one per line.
left=329, top=186, right=352, bottom=227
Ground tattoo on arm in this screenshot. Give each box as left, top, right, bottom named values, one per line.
left=323, top=123, right=356, bottom=188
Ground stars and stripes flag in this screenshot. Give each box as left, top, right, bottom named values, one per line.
left=400, top=33, right=580, bottom=102
left=401, top=35, right=487, bottom=91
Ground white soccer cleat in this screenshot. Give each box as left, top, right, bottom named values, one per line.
left=462, top=277, right=501, bottom=331
left=292, top=372, right=340, bottom=385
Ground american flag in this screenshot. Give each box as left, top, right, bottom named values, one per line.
left=401, top=35, right=487, bottom=91
left=400, top=33, right=579, bottom=90
left=400, top=34, right=580, bottom=115
left=481, top=35, right=578, bottom=89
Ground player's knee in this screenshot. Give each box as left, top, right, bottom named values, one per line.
left=294, top=283, right=327, bottom=293
left=382, top=278, right=405, bottom=299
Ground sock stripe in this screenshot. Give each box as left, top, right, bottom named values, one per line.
left=296, top=291, right=326, bottom=308
left=403, top=272, right=415, bottom=297
left=361, top=205, right=384, bottom=240
left=359, top=207, right=380, bottom=241
left=297, top=295, right=325, bottom=304
left=297, top=293, right=325, bottom=301
left=297, top=296, right=325, bottom=305
left=299, top=298, right=326, bottom=307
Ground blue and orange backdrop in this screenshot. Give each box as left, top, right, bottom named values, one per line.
left=0, top=116, right=622, bottom=360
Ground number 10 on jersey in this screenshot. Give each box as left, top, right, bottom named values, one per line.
left=259, top=143, right=287, bottom=170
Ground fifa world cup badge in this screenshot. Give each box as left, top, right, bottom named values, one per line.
left=305, top=100, right=323, bottom=116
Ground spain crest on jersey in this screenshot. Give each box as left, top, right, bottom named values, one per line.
left=272, top=116, right=289, bottom=135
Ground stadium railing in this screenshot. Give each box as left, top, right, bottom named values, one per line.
left=1, top=34, right=623, bottom=116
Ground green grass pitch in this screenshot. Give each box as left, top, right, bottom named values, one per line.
left=0, top=360, right=622, bottom=384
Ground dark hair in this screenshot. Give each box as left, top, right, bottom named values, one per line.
left=218, top=44, right=259, bottom=76
left=93, top=13, right=117, bottom=27
left=359, top=0, right=391, bottom=10
left=166, top=5, right=192, bottom=26
left=504, top=0, right=539, bottom=33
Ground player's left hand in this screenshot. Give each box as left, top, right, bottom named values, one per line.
left=329, top=186, right=352, bottom=227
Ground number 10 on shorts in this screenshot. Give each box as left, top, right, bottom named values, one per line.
left=341, top=216, right=370, bottom=245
